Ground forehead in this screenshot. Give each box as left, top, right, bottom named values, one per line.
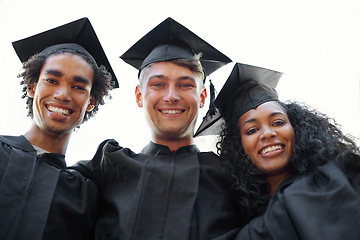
left=40, top=53, right=94, bottom=85
left=144, top=61, right=201, bottom=81
left=240, top=101, right=287, bottom=121
left=44, top=52, right=89, bottom=66
left=255, top=101, right=286, bottom=114
left=42, top=53, right=93, bottom=74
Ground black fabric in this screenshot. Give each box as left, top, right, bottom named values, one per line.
left=0, top=135, right=99, bottom=240
left=232, top=161, right=360, bottom=240
left=120, top=17, right=232, bottom=77
left=12, top=17, right=118, bottom=88
left=75, top=139, right=243, bottom=240
left=195, top=62, right=282, bottom=137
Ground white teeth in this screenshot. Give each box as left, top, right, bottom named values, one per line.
left=48, top=106, right=70, bottom=115
left=261, top=145, right=283, bottom=154
left=161, top=109, right=182, bottom=114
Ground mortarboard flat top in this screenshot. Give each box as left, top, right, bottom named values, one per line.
left=120, top=17, right=232, bottom=77
left=194, top=62, right=282, bottom=137
left=12, top=17, right=118, bottom=88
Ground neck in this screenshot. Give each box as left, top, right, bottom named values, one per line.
left=24, top=123, right=71, bottom=154
left=266, top=170, right=292, bottom=196
left=152, top=135, right=194, bottom=152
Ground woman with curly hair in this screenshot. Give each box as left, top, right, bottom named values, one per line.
left=196, top=62, right=360, bottom=239
left=0, top=18, right=116, bottom=240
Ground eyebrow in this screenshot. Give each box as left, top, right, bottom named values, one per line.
left=178, top=76, right=196, bottom=82
left=44, top=69, right=63, bottom=77
left=73, top=76, right=91, bottom=85
left=147, top=74, right=166, bottom=81
left=147, top=74, right=196, bottom=82
left=269, top=112, right=285, bottom=118
left=44, top=69, right=91, bottom=85
left=242, top=111, right=285, bottom=126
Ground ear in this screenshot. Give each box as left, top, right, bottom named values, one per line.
left=86, top=97, right=95, bottom=112
left=199, top=87, right=207, bottom=108
left=135, top=85, right=143, bottom=108
left=27, top=85, right=36, bottom=98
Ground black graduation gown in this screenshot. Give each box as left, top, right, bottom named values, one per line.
left=233, top=161, right=360, bottom=240
left=0, top=135, right=99, bottom=240
left=76, top=139, right=242, bottom=240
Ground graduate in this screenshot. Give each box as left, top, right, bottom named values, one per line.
left=196, top=62, right=360, bottom=239
left=74, top=17, right=243, bottom=240
left=0, top=18, right=117, bottom=240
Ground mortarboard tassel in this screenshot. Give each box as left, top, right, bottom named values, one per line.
left=208, top=78, right=217, bottom=117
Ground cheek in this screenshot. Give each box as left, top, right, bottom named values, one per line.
left=32, top=89, right=46, bottom=108
left=33, top=85, right=45, bottom=99
left=240, top=135, right=254, bottom=155
left=284, top=127, right=296, bottom=145
left=187, top=92, right=202, bottom=107
left=143, top=90, right=158, bottom=102
left=76, top=95, right=92, bottom=111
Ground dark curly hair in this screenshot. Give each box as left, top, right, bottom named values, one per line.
left=18, top=48, right=114, bottom=125
left=217, top=100, right=360, bottom=224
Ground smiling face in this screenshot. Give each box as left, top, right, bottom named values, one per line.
left=238, top=101, right=295, bottom=177
left=28, top=53, right=94, bottom=137
left=135, top=61, right=206, bottom=143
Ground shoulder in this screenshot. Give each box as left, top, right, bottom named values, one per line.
left=0, top=135, right=34, bottom=151
left=89, top=139, right=132, bottom=167
left=103, top=139, right=141, bottom=158
left=198, top=151, right=223, bottom=167
left=75, top=139, right=145, bottom=175
left=198, top=150, right=220, bottom=160
left=93, top=139, right=139, bottom=157
left=274, top=161, right=360, bottom=221
left=283, top=161, right=357, bottom=195
left=0, top=135, right=36, bottom=166
left=65, top=167, right=91, bottom=180
left=198, top=151, right=233, bottom=184
left=238, top=162, right=360, bottom=240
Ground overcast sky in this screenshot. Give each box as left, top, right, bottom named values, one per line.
left=0, top=0, right=359, bottom=165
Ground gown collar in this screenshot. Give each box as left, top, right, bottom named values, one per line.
left=0, top=135, right=66, bottom=169
left=39, top=153, right=66, bottom=169
left=141, top=141, right=200, bottom=156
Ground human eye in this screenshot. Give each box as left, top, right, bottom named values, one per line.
left=180, top=83, right=195, bottom=88
left=44, top=78, right=57, bottom=84
left=179, top=79, right=196, bottom=88
left=152, top=83, right=164, bottom=87
left=245, top=128, right=258, bottom=135
left=273, top=120, right=285, bottom=126
left=148, top=78, right=165, bottom=88
left=73, top=85, right=87, bottom=91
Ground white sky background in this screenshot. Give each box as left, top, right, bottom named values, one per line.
left=0, top=0, right=359, bottom=165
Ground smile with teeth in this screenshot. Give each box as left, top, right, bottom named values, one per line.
left=48, top=105, right=71, bottom=116
left=160, top=109, right=184, bottom=114
left=260, top=144, right=284, bottom=155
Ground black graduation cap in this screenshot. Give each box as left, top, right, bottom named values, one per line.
left=194, top=62, right=283, bottom=137
left=12, top=17, right=118, bottom=88
left=120, top=17, right=232, bottom=78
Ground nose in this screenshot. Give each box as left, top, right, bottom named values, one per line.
left=260, top=127, right=277, bottom=140
left=54, top=85, right=71, bottom=102
left=163, top=85, right=180, bottom=103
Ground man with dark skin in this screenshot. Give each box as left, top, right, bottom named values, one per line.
left=0, top=18, right=117, bottom=240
